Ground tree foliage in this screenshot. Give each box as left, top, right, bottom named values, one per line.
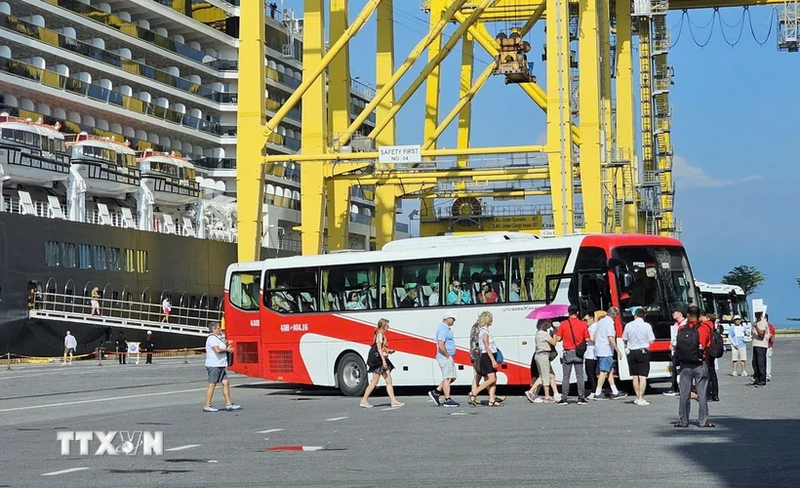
left=721, top=265, right=766, bottom=297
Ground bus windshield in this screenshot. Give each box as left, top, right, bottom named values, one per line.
left=614, top=246, right=698, bottom=336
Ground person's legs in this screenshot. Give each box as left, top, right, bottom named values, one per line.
left=574, top=358, right=585, bottom=399
left=384, top=371, right=402, bottom=405
left=561, top=356, right=574, bottom=402
left=205, top=383, right=216, bottom=406
left=696, top=365, right=710, bottom=426
left=361, top=373, right=381, bottom=404
left=221, top=379, right=233, bottom=405
left=678, top=366, right=694, bottom=426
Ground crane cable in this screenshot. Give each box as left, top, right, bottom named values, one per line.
left=670, top=7, right=778, bottom=49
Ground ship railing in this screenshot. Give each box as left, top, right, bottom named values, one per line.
left=32, top=291, right=221, bottom=335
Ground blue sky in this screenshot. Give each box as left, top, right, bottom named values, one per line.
left=280, top=2, right=799, bottom=324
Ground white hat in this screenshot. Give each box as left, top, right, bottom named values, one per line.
left=442, top=311, right=458, bottom=321
left=733, top=315, right=741, bottom=320
left=146, top=330, right=153, bottom=334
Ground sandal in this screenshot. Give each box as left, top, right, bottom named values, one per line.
left=673, top=422, right=688, bottom=428
left=488, top=399, right=503, bottom=406
left=468, top=393, right=478, bottom=406
left=699, top=422, right=715, bottom=428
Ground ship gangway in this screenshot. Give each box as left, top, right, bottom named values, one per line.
left=28, top=292, right=220, bottom=337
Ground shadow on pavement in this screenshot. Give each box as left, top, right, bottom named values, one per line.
left=659, top=416, right=800, bottom=486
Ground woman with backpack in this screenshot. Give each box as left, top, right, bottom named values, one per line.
left=360, top=318, right=404, bottom=408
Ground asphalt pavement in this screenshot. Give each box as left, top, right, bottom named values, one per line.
left=1, top=340, right=798, bottom=487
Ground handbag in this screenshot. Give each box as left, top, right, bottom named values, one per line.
left=495, top=349, right=504, bottom=364
left=567, top=318, right=587, bottom=359
left=548, top=346, right=558, bottom=362
left=227, top=351, right=234, bottom=367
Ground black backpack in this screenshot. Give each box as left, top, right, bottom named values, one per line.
left=707, top=323, right=725, bottom=359
left=675, top=322, right=702, bottom=363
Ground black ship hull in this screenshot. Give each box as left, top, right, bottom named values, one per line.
left=0, top=211, right=240, bottom=359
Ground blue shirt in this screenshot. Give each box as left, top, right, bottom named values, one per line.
left=446, top=290, right=472, bottom=305
left=436, top=322, right=455, bottom=359
left=728, top=324, right=746, bottom=348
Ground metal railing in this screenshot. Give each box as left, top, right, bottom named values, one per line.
left=30, top=291, right=221, bottom=336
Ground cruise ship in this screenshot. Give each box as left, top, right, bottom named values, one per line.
left=0, top=0, right=408, bottom=358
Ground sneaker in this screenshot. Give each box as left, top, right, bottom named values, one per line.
left=662, top=390, right=679, bottom=396
left=741, top=372, right=749, bottom=377
left=612, top=391, right=629, bottom=399
left=524, top=391, right=535, bottom=403
left=203, top=405, right=218, bottom=412
left=225, top=404, right=242, bottom=411
left=428, top=390, right=441, bottom=406
left=359, top=402, right=373, bottom=408
left=442, top=398, right=460, bottom=407
left=637, top=399, right=650, bottom=406
left=533, top=396, right=545, bottom=404
left=577, top=397, right=588, bottom=405
left=543, top=397, right=556, bottom=404
left=592, top=393, right=608, bottom=401
left=557, top=398, right=568, bottom=406
left=390, top=402, right=405, bottom=408
left=729, top=372, right=738, bottom=377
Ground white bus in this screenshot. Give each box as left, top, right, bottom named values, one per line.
left=696, top=281, right=751, bottom=347
left=224, top=232, right=701, bottom=395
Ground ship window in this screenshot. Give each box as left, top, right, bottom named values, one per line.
left=45, top=241, right=59, bottom=267
left=60, top=242, right=76, bottom=268
left=190, top=296, right=197, bottom=308
left=124, top=249, right=135, bottom=272
left=137, top=250, right=149, bottom=273
left=212, top=296, right=219, bottom=310
left=108, top=247, right=121, bottom=271
left=93, top=246, right=107, bottom=270
left=79, top=244, right=91, bottom=269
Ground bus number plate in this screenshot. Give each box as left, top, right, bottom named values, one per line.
left=280, top=323, right=308, bottom=332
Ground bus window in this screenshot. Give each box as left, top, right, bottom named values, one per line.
left=321, top=264, right=378, bottom=311
left=511, top=249, right=570, bottom=302
left=381, top=260, right=440, bottom=309
left=444, top=255, right=506, bottom=305
left=265, top=268, right=318, bottom=313
left=230, top=271, right=260, bottom=311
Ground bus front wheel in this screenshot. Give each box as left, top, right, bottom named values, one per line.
left=336, top=352, right=367, bottom=397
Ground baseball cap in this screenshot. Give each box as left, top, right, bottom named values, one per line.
left=442, top=311, right=458, bottom=321
left=146, top=330, right=152, bottom=334
left=733, top=315, right=741, bottom=320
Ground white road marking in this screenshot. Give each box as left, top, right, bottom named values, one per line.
left=325, top=416, right=348, bottom=422
left=302, top=446, right=325, bottom=451
left=257, top=428, right=284, bottom=434
left=42, top=467, right=90, bottom=476
left=0, top=387, right=207, bottom=413
left=381, top=407, right=395, bottom=411
left=165, top=444, right=202, bottom=452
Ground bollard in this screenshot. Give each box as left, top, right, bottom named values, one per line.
left=183, top=347, right=188, bottom=364
left=6, top=352, right=10, bottom=370
left=97, top=347, right=103, bottom=366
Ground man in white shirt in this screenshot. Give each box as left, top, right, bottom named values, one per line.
left=622, top=308, right=656, bottom=405
left=204, top=322, right=241, bottom=412
left=663, top=308, right=687, bottom=396
left=63, top=331, right=77, bottom=365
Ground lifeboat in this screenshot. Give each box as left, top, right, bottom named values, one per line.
left=0, top=113, right=70, bottom=186
left=65, top=132, right=141, bottom=198
left=137, top=148, right=200, bottom=206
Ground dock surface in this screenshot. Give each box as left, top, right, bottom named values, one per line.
left=1, top=340, right=798, bottom=487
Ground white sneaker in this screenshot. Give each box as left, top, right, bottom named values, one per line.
left=637, top=399, right=650, bottom=406
left=359, top=402, right=373, bottom=408
left=633, top=398, right=640, bottom=405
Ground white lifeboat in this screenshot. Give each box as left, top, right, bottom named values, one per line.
left=0, top=113, right=70, bottom=186
left=65, top=132, right=141, bottom=198
left=137, top=148, right=200, bottom=206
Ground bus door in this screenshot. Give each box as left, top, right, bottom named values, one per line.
left=546, top=267, right=611, bottom=318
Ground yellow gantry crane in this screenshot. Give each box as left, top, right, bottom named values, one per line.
left=236, top=0, right=793, bottom=261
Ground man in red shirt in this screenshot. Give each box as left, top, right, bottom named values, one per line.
left=675, top=305, right=713, bottom=428
left=555, top=304, right=590, bottom=405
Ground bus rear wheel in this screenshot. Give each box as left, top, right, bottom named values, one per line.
left=336, top=352, right=367, bottom=397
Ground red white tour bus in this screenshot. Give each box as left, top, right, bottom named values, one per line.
left=223, top=232, right=700, bottom=395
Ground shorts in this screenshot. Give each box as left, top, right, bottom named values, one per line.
left=478, top=352, right=498, bottom=375
left=64, top=347, right=75, bottom=355
left=597, top=356, right=614, bottom=372
left=627, top=349, right=650, bottom=377
left=91, top=300, right=99, bottom=308
left=731, top=345, right=747, bottom=361
left=206, top=366, right=228, bottom=384
left=436, top=355, right=457, bottom=380
left=534, top=352, right=552, bottom=380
